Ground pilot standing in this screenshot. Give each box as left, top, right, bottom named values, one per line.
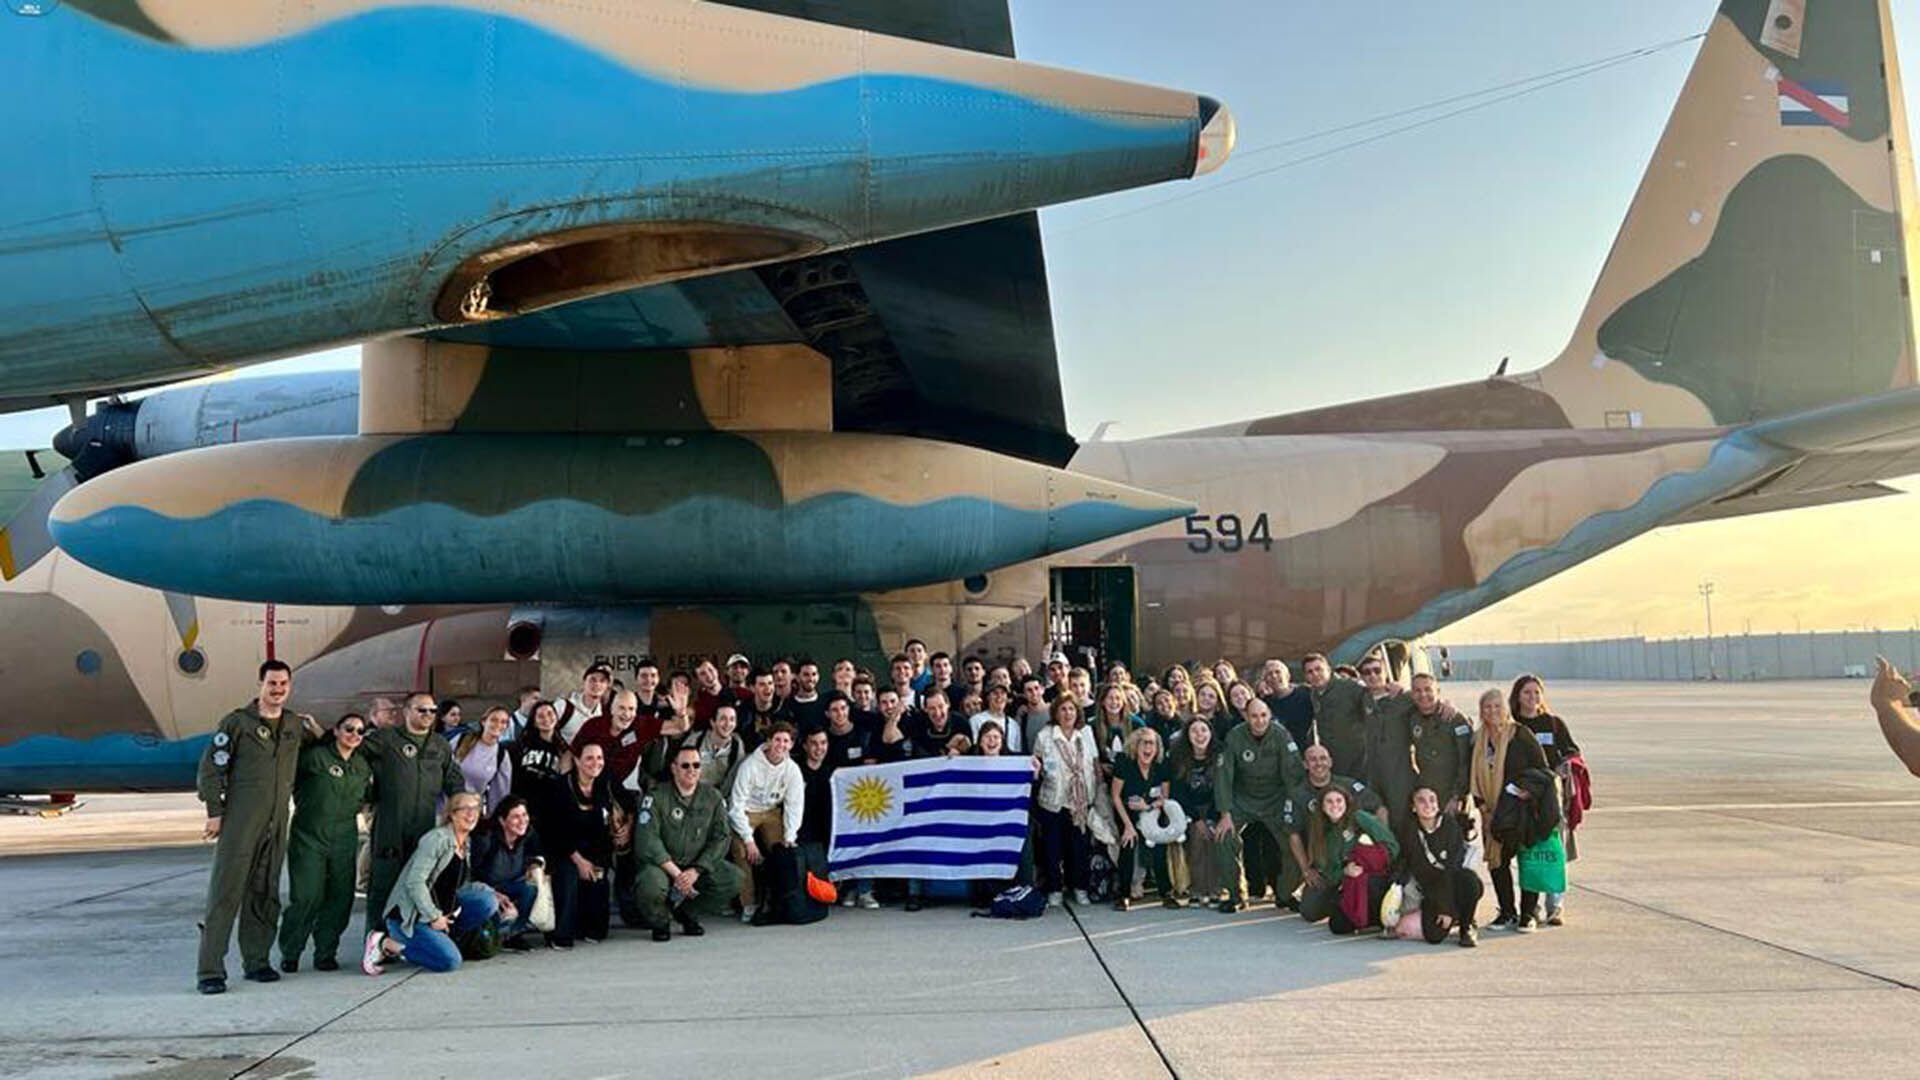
left=1406, top=674, right=1474, bottom=813
left=277, top=713, right=375, bottom=974
left=362, top=691, right=466, bottom=934
left=1213, top=699, right=1305, bottom=912
left=1302, top=653, right=1369, bottom=779
left=194, top=660, right=305, bottom=995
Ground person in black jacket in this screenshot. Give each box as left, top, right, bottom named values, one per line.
left=1470, top=688, right=1549, bottom=931
left=1510, top=674, right=1581, bottom=925
left=1396, top=786, right=1482, bottom=947
left=470, top=795, right=543, bottom=949
left=543, top=743, right=622, bottom=948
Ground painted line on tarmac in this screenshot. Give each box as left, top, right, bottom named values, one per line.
left=1601, top=800, right=1920, bottom=813
left=1573, top=881, right=1920, bottom=995
left=1062, top=903, right=1180, bottom=1079
left=1106, top=912, right=1293, bottom=946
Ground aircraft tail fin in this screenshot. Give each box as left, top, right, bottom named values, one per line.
left=1539, top=0, right=1920, bottom=428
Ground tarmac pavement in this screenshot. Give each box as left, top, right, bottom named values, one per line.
left=1, top=679, right=1915, bottom=1079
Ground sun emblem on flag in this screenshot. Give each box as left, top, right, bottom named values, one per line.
left=845, top=775, right=895, bottom=823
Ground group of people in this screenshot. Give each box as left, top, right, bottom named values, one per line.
left=193, top=643, right=1592, bottom=993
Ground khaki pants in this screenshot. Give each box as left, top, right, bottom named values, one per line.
left=730, top=808, right=785, bottom=908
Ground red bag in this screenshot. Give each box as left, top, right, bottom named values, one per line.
left=1337, top=841, right=1392, bottom=928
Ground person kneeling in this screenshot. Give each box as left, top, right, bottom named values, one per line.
left=634, top=745, right=743, bottom=941
left=1297, top=787, right=1397, bottom=935
left=1394, top=786, right=1483, bottom=947
left=363, top=792, right=505, bottom=975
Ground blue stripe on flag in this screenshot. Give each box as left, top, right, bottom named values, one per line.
left=902, top=769, right=1034, bottom=789
left=905, top=796, right=1024, bottom=815
left=1781, top=112, right=1829, bottom=125
left=833, top=847, right=1021, bottom=872
left=832, top=821, right=1030, bottom=849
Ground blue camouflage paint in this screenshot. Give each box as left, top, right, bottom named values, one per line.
left=0, top=6, right=1198, bottom=394
left=51, top=494, right=1189, bottom=605
left=0, top=733, right=207, bottom=794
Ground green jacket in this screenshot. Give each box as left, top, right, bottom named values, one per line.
left=1215, top=722, right=1305, bottom=822
left=1409, top=701, right=1473, bottom=805
left=1313, top=808, right=1398, bottom=880
left=289, top=741, right=374, bottom=847
left=634, top=781, right=731, bottom=877
left=390, top=824, right=465, bottom=932
left=362, top=725, right=464, bottom=857
left=195, top=702, right=301, bottom=825
left=1311, top=678, right=1369, bottom=779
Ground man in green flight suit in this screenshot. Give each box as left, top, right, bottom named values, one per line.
left=1406, top=673, right=1474, bottom=814
left=633, top=743, right=742, bottom=940
left=277, top=712, right=375, bottom=973
left=362, top=691, right=465, bottom=933
left=1303, top=653, right=1369, bottom=780
left=1359, top=654, right=1418, bottom=821
left=195, top=660, right=306, bottom=995
left=1214, top=698, right=1306, bottom=912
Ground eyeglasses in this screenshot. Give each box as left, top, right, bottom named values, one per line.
left=451, top=804, right=481, bottom=814
left=413, top=706, right=436, bottom=715
left=339, top=725, right=366, bottom=736
left=1359, top=667, right=1382, bottom=676
left=674, top=761, right=703, bottom=771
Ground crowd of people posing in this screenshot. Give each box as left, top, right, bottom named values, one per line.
left=191, top=643, right=1592, bottom=993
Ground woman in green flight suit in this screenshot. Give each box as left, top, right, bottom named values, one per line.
left=278, top=713, right=375, bottom=972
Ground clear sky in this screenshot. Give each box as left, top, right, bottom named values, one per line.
left=2, top=1, right=1916, bottom=642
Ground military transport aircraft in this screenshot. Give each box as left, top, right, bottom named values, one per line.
left=6, top=0, right=1920, bottom=798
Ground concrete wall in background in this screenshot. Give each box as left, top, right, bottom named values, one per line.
left=1430, top=631, right=1920, bottom=682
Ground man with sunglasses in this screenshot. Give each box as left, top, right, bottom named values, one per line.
left=361, top=691, right=465, bottom=936
left=633, top=744, right=740, bottom=941
left=194, top=660, right=307, bottom=994
left=278, top=712, right=375, bottom=974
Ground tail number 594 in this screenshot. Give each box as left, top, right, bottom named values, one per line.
left=1184, top=513, right=1273, bottom=553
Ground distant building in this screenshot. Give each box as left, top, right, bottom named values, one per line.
left=1429, top=631, right=1919, bottom=682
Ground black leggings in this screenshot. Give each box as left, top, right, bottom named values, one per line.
left=1490, top=857, right=1538, bottom=921
left=549, top=861, right=609, bottom=945
left=1328, top=875, right=1388, bottom=935
left=1420, top=868, right=1485, bottom=943
left=1036, top=807, right=1090, bottom=894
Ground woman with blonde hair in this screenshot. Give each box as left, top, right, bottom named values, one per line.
left=362, top=791, right=503, bottom=975
left=1471, top=687, right=1548, bottom=931
left=1110, top=726, right=1173, bottom=910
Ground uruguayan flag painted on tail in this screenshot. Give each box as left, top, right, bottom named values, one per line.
left=829, top=757, right=1034, bottom=881
left=1777, top=76, right=1851, bottom=129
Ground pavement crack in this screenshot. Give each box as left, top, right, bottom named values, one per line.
left=1572, top=881, right=1920, bottom=994
left=25, top=866, right=203, bottom=917
left=231, top=967, right=423, bottom=1079
left=1064, top=903, right=1179, bottom=1079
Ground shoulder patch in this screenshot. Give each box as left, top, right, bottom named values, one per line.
left=640, top=795, right=654, bottom=810
left=212, top=732, right=229, bottom=747
left=212, top=750, right=230, bottom=767
left=1455, top=723, right=1472, bottom=736
left=1351, top=781, right=1365, bottom=792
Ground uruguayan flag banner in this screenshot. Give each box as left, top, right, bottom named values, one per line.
left=828, top=757, right=1034, bottom=881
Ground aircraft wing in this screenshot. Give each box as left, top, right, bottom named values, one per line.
left=421, top=1, right=1074, bottom=466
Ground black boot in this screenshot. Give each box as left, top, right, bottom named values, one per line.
left=673, top=904, right=705, bottom=937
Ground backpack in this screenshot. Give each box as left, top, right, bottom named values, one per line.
left=1085, top=850, right=1116, bottom=903
left=981, top=885, right=1048, bottom=920
left=455, top=919, right=501, bottom=961
left=765, top=843, right=830, bottom=925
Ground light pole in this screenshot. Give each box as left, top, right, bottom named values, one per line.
left=1699, top=581, right=1716, bottom=680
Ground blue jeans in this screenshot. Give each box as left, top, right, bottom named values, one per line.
left=385, top=883, right=497, bottom=973
left=494, top=878, right=537, bottom=937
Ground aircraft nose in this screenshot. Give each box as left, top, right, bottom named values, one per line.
left=1194, top=96, right=1236, bottom=176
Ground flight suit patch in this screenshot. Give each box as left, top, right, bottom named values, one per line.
left=1241, top=749, right=1255, bottom=762
left=255, top=725, right=271, bottom=740
left=212, top=732, right=230, bottom=748
left=401, top=743, right=418, bottom=758
left=1411, top=724, right=1423, bottom=740
left=671, top=807, right=684, bottom=821
left=328, top=764, right=344, bottom=778
left=1454, top=724, right=1472, bottom=736
left=212, top=750, right=231, bottom=767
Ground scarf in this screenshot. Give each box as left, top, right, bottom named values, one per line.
left=1059, top=728, right=1091, bottom=828
left=1471, top=720, right=1518, bottom=865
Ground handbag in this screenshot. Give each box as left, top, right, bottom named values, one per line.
left=528, top=865, right=556, bottom=932
left=1517, top=831, right=1568, bottom=893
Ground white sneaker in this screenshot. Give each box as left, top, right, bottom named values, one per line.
left=858, top=893, right=880, bottom=910
left=740, top=904, right=758, bottom=924
left=360, top=931, right=387, bottom=976
left=839, top=894, right=857, bottom=908
left=1073, top=890, right=1090, bottom=907
left=1047, top=892, right=1063, bottom=908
